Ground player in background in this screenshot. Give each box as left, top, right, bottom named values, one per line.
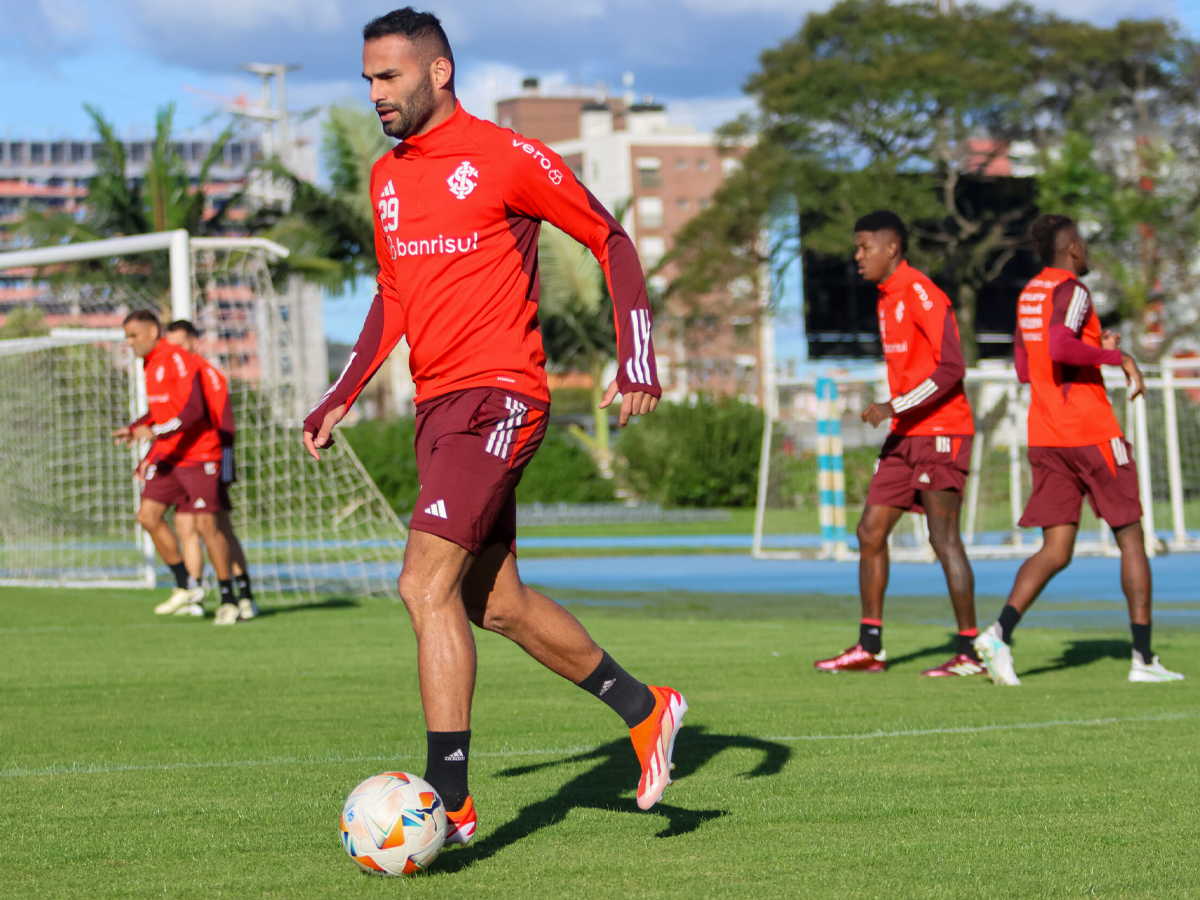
left=974, top=215, right=1184, bottom=685
left=815, top=211, right=982, bottom=677
left=162, top=320, right=258, bottom=622
left=113, top=310, right=238, bottom=621
left=303, top=8, right=685, bottom=845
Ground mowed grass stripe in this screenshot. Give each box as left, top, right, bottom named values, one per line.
left=3, top=711, right=1194, bottom=780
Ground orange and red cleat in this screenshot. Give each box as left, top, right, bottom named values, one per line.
left=629, top=685, right=688, bottom=810
left=814, top=644, right=888, bottom=673
left=920, top=653, right=985, bottom=677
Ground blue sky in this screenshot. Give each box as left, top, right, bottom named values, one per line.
left=1, top=0, right=1194, bottom=341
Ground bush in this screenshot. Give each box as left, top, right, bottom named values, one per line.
left=516, top=425, right=614, bottom=503
left=617, top=397, right=764, bottom=507
left=343, top=418, right=612, bottom=515
left=342, top=418, right=420, bottom=515
left=771, top=445, right=880, bottom=509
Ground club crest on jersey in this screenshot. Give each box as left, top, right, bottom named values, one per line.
left=205, top=461, right=217, bottom=476
left=447, top=161, right=479, bottom=200
left=895, top=300, right=905, bottom=323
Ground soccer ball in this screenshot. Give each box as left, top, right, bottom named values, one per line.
left=339, top=772, right=446, bottom=876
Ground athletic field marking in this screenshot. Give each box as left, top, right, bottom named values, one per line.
left=2, top=713, right=1192, bottom=780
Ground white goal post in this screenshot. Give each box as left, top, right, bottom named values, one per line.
left=753, top=362, right=1200, bottom=561
left=0, top=230, right=408, bottom=598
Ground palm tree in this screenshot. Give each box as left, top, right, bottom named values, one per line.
left=538, top=216, right=624, bottom=467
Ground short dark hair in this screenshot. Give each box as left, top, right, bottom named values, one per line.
left=1030, top=214, right=1076, bottom=266
left=123, top=309, right=161, bottom=333
left=363, top=8, right=454, bottom=67
left=166, top=319, right=199, bottom=338
left=854, top=210, right=908, bottom=256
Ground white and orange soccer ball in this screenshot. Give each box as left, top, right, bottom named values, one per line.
left=339, top=772, right=447, bottom=876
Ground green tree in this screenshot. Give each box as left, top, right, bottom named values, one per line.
left=0, top=306, right=49, bottom=339
left=668, top=1, right=1190, bottom=361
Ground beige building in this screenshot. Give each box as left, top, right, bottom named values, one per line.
left=500, top=85, right=760, bottom=404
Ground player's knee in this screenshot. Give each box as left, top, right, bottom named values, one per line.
left=192, top=515, right=219, bottom=538
left=136, top=506, right=160, bottom=530
left=856, top=518, right=886, bottom=552
left=929, top=528, right=963, bottom=560
left=396, top=569, right=449, bottom=620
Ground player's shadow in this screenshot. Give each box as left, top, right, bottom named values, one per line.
left=1020, top=638, right=1131, bottom=676
left=434, top=725, right=791, bottom=873
left=886, top=635, right=957, bottom=667
left=253, top=598, right=359, bottom=618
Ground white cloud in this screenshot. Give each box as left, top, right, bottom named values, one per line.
left=123, top=0, right=343, bottom=33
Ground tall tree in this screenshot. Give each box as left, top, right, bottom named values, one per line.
left=668, top=1, right=1192, bottom=361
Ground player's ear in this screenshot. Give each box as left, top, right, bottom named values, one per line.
left=431, top=56, right=453, bottom=92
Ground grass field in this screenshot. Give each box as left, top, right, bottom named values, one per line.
left=2, top=584, right=1197, bottom=899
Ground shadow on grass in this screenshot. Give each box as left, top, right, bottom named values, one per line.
left=254, top=598, right=360, bottom=618
left=886, top=636, right=957, bottom=667
left=1020, top=638, right=1130, bottom=676
left=435, top=725, right=791, bottom=873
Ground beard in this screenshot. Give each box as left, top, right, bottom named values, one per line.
left=378, top=72, right=436, bottom=141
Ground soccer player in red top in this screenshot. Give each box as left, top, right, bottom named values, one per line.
left=162, top=319, right=258, bottom=624
left=302, top=8, right=685, bottom=843
left=974, top=215, right=1184, bottom=685
left=112, top=310, right=236, bottom=619
left=814, top=211, right=982, bottom=677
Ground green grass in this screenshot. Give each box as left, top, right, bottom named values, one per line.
left=2, top=586, right=1197, bottom=899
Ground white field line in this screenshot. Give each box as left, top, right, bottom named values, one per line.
left=2, top=713, right=1192, bottom=780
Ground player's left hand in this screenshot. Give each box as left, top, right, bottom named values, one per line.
left=1101, top=329, right=1121, bottom=351
left=130, top=425, right=155, bottom=443
left=861, top=402, right=893, bottom=428
left=600, top=381, right=658, bottom=428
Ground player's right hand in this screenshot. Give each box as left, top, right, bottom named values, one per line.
left=112, top=426, right=132, bottom=446
left=303, top=403, right=347, bottom=461
left=1120, top=352, right=1145, bottom=400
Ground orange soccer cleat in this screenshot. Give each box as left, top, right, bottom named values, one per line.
left=629, top=686, right=688, bottom=811
left=444, top=795, right=477, bottom=846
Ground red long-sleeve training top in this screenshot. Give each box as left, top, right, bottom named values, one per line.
left=305, top=101, right=659, bottom=432
left=130, top=339, right=221, bottom=465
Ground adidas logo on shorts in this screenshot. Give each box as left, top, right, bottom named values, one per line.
left=194, top=498, right=207, bottom=509
left=918, top=473, right=931, bottom=484
left=444, top=748, right=466, bottom=762
left=424, top=499, right=448, bottom=519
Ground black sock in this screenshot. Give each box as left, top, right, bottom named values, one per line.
left=424, top=730, right=470, bottom=812
left=218, top=579, right=235, bottom=606
left=169, top=561, right=190, bottom=590
left=1131, top=622, right=1152, bottom=665
left=998, top=605, right=1022, bottom=645
left=234, top=573, right=253, bottom=600
left=576, top=650, right=657, bottom=728
left=959, top=630, right=981, bottom=660
left=859, top=620, right=883, bottom=655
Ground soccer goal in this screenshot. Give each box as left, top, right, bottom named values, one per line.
left=0, top=230, right=408, bottom=598
left=753, top=362, right=1200, bottom=561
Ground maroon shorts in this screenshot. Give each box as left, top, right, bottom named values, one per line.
left=409, top=388, right=548, bottom=555
left=1020, top=439, right=1142, bottom=529
left=865, top=434, right=973, bottom=514
left=141, top=460, right=230, bottom=513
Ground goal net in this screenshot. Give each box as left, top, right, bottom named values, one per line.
left=0, top=231, right=407, bottom=598
left=753, top=363, right=1200, bottom=560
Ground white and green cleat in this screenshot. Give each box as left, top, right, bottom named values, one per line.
left=973, top=622, right=1021, bottom=686
left=154, top=586, right=205, bottom=616
left=1129, top=653, right=1184, bottom=683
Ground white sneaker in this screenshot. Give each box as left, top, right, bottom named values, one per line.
left=213, top=603, right=240, bottom=626
left=1129, top=652, right=1184, bottom=683
left=175, top=602, right=205, bottom=617
left=154, top=586, right=205, bottom=615
left=237, top=598, right=259, bottom=621
left=973, top=622, right=1021, bottom=686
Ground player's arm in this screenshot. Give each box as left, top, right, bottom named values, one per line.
left=1047, top=281, right=1141, bottom=398
left=135, top=353, right=208, bottom=442
left=497, top=135, right=660, bottom=426
left=1013, top=326, right=1030, bottom=384
left=113, top=411, right=153, bottom=445
left=866, top=290, right=966, bottom=425
left=303, top=193, right=406, bottom=460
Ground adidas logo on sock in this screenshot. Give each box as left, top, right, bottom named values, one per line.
left=444, top=748, right=466, bottom=762
left=598, top=678, right=616, bottom=696
left=424, top=499, right=448, bottom=519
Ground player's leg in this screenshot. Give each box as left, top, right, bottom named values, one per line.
left=136, top=490, right=199, bottom=615
left=175, top=512, right=203, bottom=587
left=217, top=510, right=257, bottom=619
left=396, top=529, right=478, bottom=826
left=1112, top=523, right=1182, bottom=681
left=192, top=512, right=236, bottom=623
left=919, top=488, right=985, bottom=676
left=462, top=543, right=684, bottom=813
